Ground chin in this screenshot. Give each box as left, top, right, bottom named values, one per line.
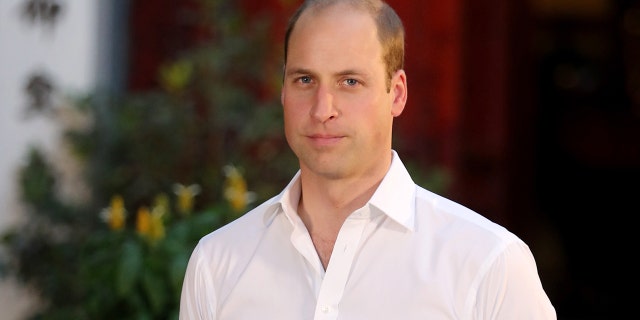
left=307, top=159, right=354, bottom=180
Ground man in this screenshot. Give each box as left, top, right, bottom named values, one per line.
left=179, top=0, right=556, bottom=319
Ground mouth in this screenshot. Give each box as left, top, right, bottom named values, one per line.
left=307, top=134, right=344, bottom=147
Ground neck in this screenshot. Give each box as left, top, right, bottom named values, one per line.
left=297, top=157, right=390, bottom=234
left=297, top=177, right=381, bottom=270
left=296, top=151, right=392, bottom=269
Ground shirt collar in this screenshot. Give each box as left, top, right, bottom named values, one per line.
left=264, top=150, right=416, bottom=231
left=368, top=150, right=416, bottom=231
left=263, top=170, right=302, bottom=226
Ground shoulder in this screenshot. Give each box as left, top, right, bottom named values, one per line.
left=412, top=186, right=555, bottom=316
left=181, top=196, right=283, bottom=313
left=414, top=185, right=520, bottom=244
left=196, top=196, right=280, bottom=255
left=183, top=196, right=281, bottom=299
left=412, top=185, right=531, bottom=275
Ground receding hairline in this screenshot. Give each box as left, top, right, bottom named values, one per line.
left=284, top=0, right=402, bottom=61
left=283, top=0, right=405, bottom=91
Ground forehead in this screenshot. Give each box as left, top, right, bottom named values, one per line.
left=294, top=2, right=376, bottom=37
left=287, top=3, right=383, bottom=68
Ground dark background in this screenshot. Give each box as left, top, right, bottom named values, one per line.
left=125, top=0, right=640, bottom=318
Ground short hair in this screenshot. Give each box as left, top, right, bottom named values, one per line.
left=284, top=0, right=405, bottom=88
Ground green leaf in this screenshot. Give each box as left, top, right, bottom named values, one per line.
left=116, top=239, right=143, bottom=296
left=142, top=271, right=168, bottom=315
left=169, top=252, right=189, bottom=294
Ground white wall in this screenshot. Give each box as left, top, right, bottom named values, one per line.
left=0, top=1, right=100, bottom=318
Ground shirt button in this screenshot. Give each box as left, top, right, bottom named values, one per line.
left=321, top=305, right=330, bottom=313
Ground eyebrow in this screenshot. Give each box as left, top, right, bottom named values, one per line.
left=336, top=69, right=365, bottom=77
left=285, top=67, right=366, bottom=78
left=285, top=67, right=313, bottom=77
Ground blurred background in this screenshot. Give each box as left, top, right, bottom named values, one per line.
left=0, top=0, right=638, bottom=319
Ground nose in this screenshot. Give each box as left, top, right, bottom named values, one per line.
left=311, top=86, right=338, bottom=122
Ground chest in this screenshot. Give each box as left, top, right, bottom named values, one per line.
left=217, top=217, right=464, bottom=320
left=310, top=232, right=336, bottom=269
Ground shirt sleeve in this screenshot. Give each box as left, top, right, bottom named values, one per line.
left=179, top=243, right=218, bottom=320
left=473, top=241, right=557, bottom=320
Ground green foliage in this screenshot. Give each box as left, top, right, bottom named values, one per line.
left=1, top=1, right=296, bottom=319
left=0, top=1, right=447, bottom=319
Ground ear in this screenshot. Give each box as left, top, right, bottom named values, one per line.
left=390, top=69, right=407, bottom=117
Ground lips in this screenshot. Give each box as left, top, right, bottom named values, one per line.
left=307, top=133, right=344, bottom=146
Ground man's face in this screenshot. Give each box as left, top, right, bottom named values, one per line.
left=281, top=3, right=406, bottom=181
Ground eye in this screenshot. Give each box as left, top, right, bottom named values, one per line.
left=298, top=76, right=312, bottom=84
left=343, top=78, right=359, bottom=86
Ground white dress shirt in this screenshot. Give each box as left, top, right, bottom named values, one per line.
left=179, top=151, right=556, bottom=319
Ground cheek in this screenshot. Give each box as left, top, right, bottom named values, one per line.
left=282, top=108, right=295, bottom=134
left=283, top=92, right=311, bottom=118
left=283, top=102, right=304, bottom=124
left=364, top=101, right=395, bottom=135
left=282, top=100, right=305, bottom=137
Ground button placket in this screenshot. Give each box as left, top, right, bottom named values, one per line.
left=314, top=208, right=369, bottom=320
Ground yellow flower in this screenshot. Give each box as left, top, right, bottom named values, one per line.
left=100, top=195, right=126, bottom=231
left=152, top=193, right=169, bottom=217
left=136, top=206, right=151, bottom=236
left=159, top=59, right=193, bottom=94
left=136, top=206, right=165, bottom=244
left=223, top=165, right=256, bottom=212
left=148, top=209, right=166, bottom=243
left=173, top=183, right=200, bottom=215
